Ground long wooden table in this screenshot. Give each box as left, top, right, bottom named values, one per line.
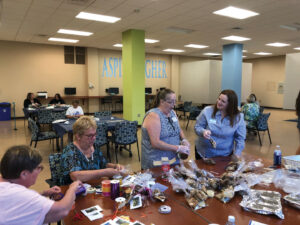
left=61, top=155, right=300, bottom=225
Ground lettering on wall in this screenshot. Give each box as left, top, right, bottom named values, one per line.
left=102, top=57, right=167, bottom=79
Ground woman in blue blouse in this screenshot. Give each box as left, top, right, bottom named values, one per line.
left=194, top=89, right=246, bottom=159
left=60, top=116, right=124, bottom=185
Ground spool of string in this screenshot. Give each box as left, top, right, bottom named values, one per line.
left=110, top=180, right=120, bottom=200
left=102, top=180, right=111, bottom=197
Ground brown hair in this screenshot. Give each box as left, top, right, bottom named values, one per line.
left=73, top=116, right=97, bottom=137
left=213, top=89, right=240, bottom=127
left=151, top=88, right=175, bottom=108
left=296, top=90, right=300, bottom=117
left=0, top=145, right=42, bottom=179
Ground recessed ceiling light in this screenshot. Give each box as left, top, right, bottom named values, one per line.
left=76, top=12, right=121, bottom=23
left=243, top=50, right=248, bottom=52
left=294, top=47, right=300, bottom=50
left=266, top=42, right=290, bottom=47
left=48, top=37, right=78, bottom=43
left=253, top=52, right=272, bottom=55
left=213, top=6, right=259, bottom=19
left=222, top=35, right=251, bottom=41
left=58, top=29, right=93, bottom=36
left=184, top=44, right=208, bottom=49
left=163, top=49, right=185, bottom=53
left=113, top=44, right=123, bottom=47
left=203, top=52, right=221, bottom=56
left=145, top=39, right=159, bottom=43
left=242, top=55, right=247, bottom=58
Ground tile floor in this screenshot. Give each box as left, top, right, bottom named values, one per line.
left=0, top=109, right=299, bottom=194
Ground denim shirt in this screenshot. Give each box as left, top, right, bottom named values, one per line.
left=194, top=106, right=246, bottom=158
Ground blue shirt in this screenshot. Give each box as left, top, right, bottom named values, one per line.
left=194, top=106, right=246, bottom=158
left=60, top=143, right=107, bottom=185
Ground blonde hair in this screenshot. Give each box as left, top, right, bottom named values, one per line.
left=73, top=116, right=97, bottom=137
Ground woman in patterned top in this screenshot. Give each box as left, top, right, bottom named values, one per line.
left=242, top=94, right=260, bottom=129
left=60, top=116, right=124, bottom=185
left=141, top=89, right=190, bottom=170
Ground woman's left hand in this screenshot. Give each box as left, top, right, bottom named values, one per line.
left=42, top=186, right=61, bottom=196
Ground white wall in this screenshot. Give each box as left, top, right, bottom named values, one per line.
left=179, top=59, right=252, bottom=105
left=179, top=59, right=210, bottom=103
left=284, top=53, right=300, bottom=109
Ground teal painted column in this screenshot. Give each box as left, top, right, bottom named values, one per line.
left=222, top=43, right=243, bottom=104
left=122, top=29, right=145, bottom=124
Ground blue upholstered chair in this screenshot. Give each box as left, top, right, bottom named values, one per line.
left=112, top=121, right=140, bottom=163
left=186, top=106, right=201, bottom=130
left=94, top=122, right=111, bottom=162
left=248, top=113, right=272, bottom=146
left=94, top=111, right=112, bottom=118
left=28, top=118, right=59, bottom=150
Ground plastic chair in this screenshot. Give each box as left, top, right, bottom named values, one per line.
left=112, top=121, right=140, bottom=163
left=94, top=122, right=111, bottom=162
left=28, top=118, right=59, bottom=150
left=248, top=113, right=272, bottom=146
left=186, top=106, right=201, bottom=130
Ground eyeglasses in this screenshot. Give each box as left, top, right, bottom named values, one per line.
left=36, top=165, right=44, bottom=171
left=167, top=117, right=175, bottom=131
left=165, top=99, right=176, bottom=105
left=84, top=133, right=97, bottom=139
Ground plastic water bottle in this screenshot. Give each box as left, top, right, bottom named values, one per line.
left=225, top=215, right=235, bottom=225
left=273, top=145, right=282, bottom=167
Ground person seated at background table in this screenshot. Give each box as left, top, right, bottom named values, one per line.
left=66, top=99, right=83, bottom=119
left=194, top=89, right=246, bottom=160
left=60, top=116, right=124, bottom=185
left=0, top=145, right=81, bottom=225
left=241, top=94, right=260, bottom=129
left=141, top=88, right=190, bottom=170
left=23, top=92, right=41, bottom=108
left=49, top=93, right=65, bottom=105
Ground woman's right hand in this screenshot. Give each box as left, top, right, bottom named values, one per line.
left=203, top=129, right=211, bottom=139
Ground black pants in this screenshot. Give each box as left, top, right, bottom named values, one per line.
left=195, top=146, right=202, bottom=160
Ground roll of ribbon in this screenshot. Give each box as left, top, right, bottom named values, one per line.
left=115, top=197, right=126, bottom=209
left=102, top=180, right=111, bottom=197
left=110, top=180, right=120, bottom=200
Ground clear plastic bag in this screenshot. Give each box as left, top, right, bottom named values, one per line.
left=273, top=169, right=300, bottom=194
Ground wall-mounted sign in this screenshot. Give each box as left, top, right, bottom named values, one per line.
left=102, top=57, right=167, bottom=79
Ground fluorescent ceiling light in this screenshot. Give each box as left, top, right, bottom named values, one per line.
left=58, top=29, right=93, bottom=36
left=203, top=52, right=221, bottom=56
left=76, top=12, right=121, bottom=23
left=213, top=6, right=259, bottom=19
left=163, top=49, right=185, bottom=53
left=266, top=42, right=290, bottom=47
left=184, top=44, right=208, bottom=49
left=243, top=50, right=248, bottom=52
left=48, top=37, right=78, bottom=43
left=254, top=52, right=272, bottom=55
left=222, top=35, right=251, bottom=41
left=113, top=44, right=123, bottom=47
left=294, top=47, right=300, bottom=50
left=145, top=39, right=159, bottom=43
left=242, top=55, right=247, bottom=58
